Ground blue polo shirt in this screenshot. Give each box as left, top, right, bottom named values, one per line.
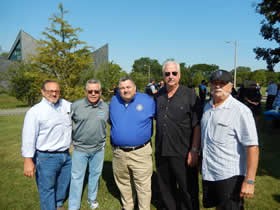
left=109, top=92, right=155, bottom=147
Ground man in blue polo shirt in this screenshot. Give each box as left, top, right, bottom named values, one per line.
left=109, top=77, right=155, bottom=210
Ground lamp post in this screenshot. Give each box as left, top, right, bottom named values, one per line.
left=226, top=40, right=237, bottom=88
left=144, top=64, right=151, bottom=82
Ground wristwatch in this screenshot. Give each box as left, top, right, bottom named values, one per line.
left=245, top=179, right=255, bottom=185
left=191, top=147, right=200, bottom=154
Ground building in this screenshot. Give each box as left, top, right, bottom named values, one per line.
left=7, top=30, right=109, bottom=69
left=8, top=30, right=38, bottom=62
left=92, top=43, right=109, bottom=70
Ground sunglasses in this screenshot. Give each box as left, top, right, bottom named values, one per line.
left=164, top=71, right=178, bottom=77
left=44, top=90, right=60, bottom=94
left=87, top=90, right=101, bottom=94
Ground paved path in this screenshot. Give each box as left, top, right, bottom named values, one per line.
left=0, top=107, right=29, bottom=116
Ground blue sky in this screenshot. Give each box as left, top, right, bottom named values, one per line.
left=0, top=0, right=278, bottom=72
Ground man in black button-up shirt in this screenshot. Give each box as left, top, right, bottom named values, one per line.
left=155, top=60, right=201, bottom=210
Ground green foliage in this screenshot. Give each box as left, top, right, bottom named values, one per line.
left=131, top=57, right=162, bottom=82
left=250, top=70, right=267, bottom=86
left=186, top=64, right=219, bottom=87
left=254, top=0, right=280, bottom=71
left=0, top=94, right=27, bottom=108
left=0, top=52, right=9, bottom=58
left=32, top=3, right=93, bottom=100
left=6, top=62, right=49, bottom=105
left=130, top=71, right=148, bottom=92
left=95, top=62, right=127, bottom=100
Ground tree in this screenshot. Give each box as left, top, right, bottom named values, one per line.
left=33, top=3, right=93, bottom=100
left=235, top=66, right=251, bottom=86
left=6, top=62, right=49, bottom=105
left=189, top=64, right=219, bottom=86
left=131, top=57, right=162, bottom=83
left=95, top=62, right=127, bottom=100
left=250, top=69, right=267, bottom=85
left=254, top=0, right=280, bottom=71
left=0, top=52, right=9, bottom=58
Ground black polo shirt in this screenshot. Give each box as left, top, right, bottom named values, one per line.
left=155, top=85, right=201, bottom=157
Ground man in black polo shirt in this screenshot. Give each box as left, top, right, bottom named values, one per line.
left=155, top=60, right=201, bottom=210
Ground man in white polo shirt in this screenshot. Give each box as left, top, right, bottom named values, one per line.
left=201, top=70, right=259, bottom=210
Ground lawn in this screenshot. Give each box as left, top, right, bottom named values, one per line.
left=0, top=93, right=27, bottom=109
left=0, top=112, right=279, bottom=210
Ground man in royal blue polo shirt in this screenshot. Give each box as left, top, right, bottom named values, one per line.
left=109, top=77, right=155, bottom=210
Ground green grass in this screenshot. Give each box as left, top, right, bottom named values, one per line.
left=0, top=113, right=279, bottom=210
left=0, top=94, right=27, bottom=109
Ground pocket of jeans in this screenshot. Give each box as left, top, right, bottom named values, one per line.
left=36, top=152, right=51, bottom=165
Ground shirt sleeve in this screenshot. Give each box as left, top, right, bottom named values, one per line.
left=21, top=109, right=39, bottom=157
left=237, top=109, right=259, bottom=146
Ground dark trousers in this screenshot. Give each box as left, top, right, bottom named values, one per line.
left=156, top=156, right=198, bottom=210
left=203, top=176, right=244, bottom=210
left=187, top=166, right=199, bottom=210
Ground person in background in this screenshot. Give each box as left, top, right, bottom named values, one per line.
left=266, top=80, right=278, bottom=110
left=22, top=80, right=72, bottom=210
left=201, top=70, right=259, bottom=210
left=157, top=80, right=165, bottom=91
left=155, top=60, right=201, bottom=210
left=199, top=80, right=207, bottom=106
left=109, top=77, right=155, bottom=210
left=231, top=86, right=238, bottom=98
left=145, top=78, right=158, bottom=96
left=243, top=82, right=262, bottom=124
left=237, top=84, right=246, bottom=103
left=68, top=79, right=109, bottom=210
left=272, top=84, right=280, bottom=110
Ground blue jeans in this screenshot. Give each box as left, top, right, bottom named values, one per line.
left=68, top=148, right=105, bottom=210
left=35, top=151, right=72, bottom=210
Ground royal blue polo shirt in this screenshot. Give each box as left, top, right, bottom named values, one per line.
left=109, top=92, right=155, bottom=147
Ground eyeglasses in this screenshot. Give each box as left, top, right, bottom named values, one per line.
left=164, top=71, right=178, bottom=77
left=44, top=90, right=60, bottom=94
left=87, top=90, right=101, bottom=94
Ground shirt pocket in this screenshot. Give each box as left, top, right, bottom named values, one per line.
left=212, top=120, right=231, bottom=144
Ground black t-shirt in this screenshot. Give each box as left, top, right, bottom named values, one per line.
left=155, top=85, right=201, bottom=157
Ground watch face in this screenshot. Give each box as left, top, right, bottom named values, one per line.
left=246, top=180, right=255, bottom=185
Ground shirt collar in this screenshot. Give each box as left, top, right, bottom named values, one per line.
left=42, top=97, right=61, bottom=108
left=210, top=95, right=233, bottom=109
left=117, top=92, right=137, bottom=104
left=84, top=98, right=103, bottom=108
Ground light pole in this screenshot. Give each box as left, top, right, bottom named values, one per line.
left=226, top=40, right=237, bottom=88
left=144, top=64, right=151, bottom=82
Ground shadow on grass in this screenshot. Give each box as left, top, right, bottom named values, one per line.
left=272, top=194, right=280, bottom=203
left=101, top=161, right=165, bottom=209
left=257, top=115, right=280, bottom=179
left=102, top=161, right=121, bottom=203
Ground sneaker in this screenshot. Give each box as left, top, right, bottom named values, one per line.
left=88, top=200, right=99, bottom=209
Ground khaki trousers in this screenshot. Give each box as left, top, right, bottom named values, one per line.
left=112, top=143, right=153, bottom=210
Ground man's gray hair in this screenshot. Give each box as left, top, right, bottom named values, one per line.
left=85, top=79, right=101, bottom=90
left=162, top=59, right=180, bottom=73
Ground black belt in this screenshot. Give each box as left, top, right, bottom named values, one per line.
left=36, top=149, right=69, bottom=154
left=113, top=140, right=151, bottom=152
